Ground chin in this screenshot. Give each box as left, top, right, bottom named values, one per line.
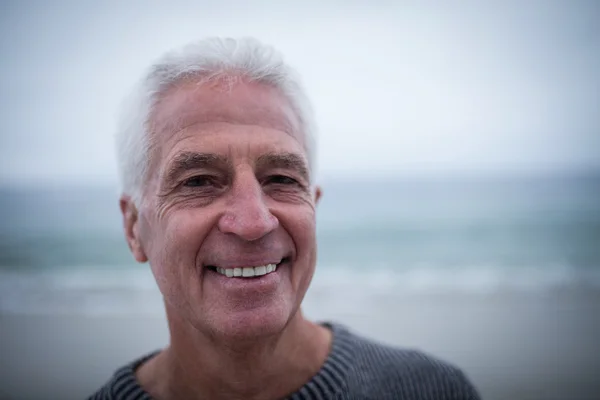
left=203, top=301, right=298, bottom=342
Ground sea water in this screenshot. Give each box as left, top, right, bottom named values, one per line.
left=1, top=173, right=599, bottom=315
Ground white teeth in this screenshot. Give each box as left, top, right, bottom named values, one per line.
left=213, top=263, right=279, bottom=278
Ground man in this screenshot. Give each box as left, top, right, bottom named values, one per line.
left=90, top=37, right=480, bottom=400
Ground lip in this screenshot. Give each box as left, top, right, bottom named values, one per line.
left=204, top=259, right=288, bottom=292
left=204, top=256, right=289, bottom=270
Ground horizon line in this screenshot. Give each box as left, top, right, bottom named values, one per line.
left=1, top=168, right=600, bottom=190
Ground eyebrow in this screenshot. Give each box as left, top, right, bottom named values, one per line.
left=163, top=152, right=230, bottom=185
left=256, top=152, right=310, bottom=181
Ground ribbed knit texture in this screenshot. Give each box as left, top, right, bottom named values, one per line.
left=89, top=323, right=480, bottom=400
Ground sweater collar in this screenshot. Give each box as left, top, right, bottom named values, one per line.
left=111, top=322, right=354, bottom=400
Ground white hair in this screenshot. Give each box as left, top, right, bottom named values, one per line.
left=116, top=37, right=317, bottom=206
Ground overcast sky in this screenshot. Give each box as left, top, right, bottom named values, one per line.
left=0, top=0, right=599, bottom=185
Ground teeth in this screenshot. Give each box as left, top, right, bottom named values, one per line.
left=255, top=266, right=267, bottom=276
left=213, top=263, right=278, bottom=278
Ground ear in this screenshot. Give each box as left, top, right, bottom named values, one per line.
left=314, top=185, right=322, bottom=205
left=119, top=195, right=148, bottom=263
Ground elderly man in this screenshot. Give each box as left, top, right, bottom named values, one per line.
left=90, top=37, right=480, bottom=400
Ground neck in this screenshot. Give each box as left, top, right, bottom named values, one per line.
left=137, top=308, right=332, bottom=400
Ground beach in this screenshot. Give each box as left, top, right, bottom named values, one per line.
left=1, top=177, right=599, bottom=399
left=1, top=285, right=599, bottom=400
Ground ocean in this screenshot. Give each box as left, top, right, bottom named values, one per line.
left=1, top=173, right=600, bottom=315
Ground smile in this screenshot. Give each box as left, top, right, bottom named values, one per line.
left=210, top=263, right=279, bottom=278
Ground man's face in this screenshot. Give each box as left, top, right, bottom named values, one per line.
left=125, top=77, right=320, bottom=339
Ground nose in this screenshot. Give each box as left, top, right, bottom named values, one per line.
left=217, top=173, right=279, bottom=241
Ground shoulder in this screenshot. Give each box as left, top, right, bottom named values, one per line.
left=87, top=352, right=157, bottom=400
left=329, top=324, right=480, bottom=400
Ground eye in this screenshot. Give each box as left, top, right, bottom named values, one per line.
left=264, top=175, right=299, bottom=186
left=183, top=176, right=216, bottom=187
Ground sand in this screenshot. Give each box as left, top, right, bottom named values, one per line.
left=1, top=287, right=599, bottom=400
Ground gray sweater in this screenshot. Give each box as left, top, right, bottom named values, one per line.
left=89, top=323, right=480, bottom=399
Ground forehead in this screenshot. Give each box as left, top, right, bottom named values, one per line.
left=150, top=76, right=303, bottom=151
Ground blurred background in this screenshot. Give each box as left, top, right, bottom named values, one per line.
left=1, top=1, right=599, bottom=399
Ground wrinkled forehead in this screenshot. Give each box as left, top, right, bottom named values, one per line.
left=149, top=76, right=304, bottom=149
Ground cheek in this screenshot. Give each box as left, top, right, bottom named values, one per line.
left=295, top=209, right=317, bottom=249
left=287, top=208, right=318, bottom=276
left=150, top=208, right=209, bottom=259
left=143, top=211, right=209, bottom=300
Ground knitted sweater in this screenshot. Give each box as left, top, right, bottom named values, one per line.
left=89, top=323, right=480, bottom=400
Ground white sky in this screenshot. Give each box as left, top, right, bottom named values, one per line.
left=0, top=0, right=599, bottom=185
